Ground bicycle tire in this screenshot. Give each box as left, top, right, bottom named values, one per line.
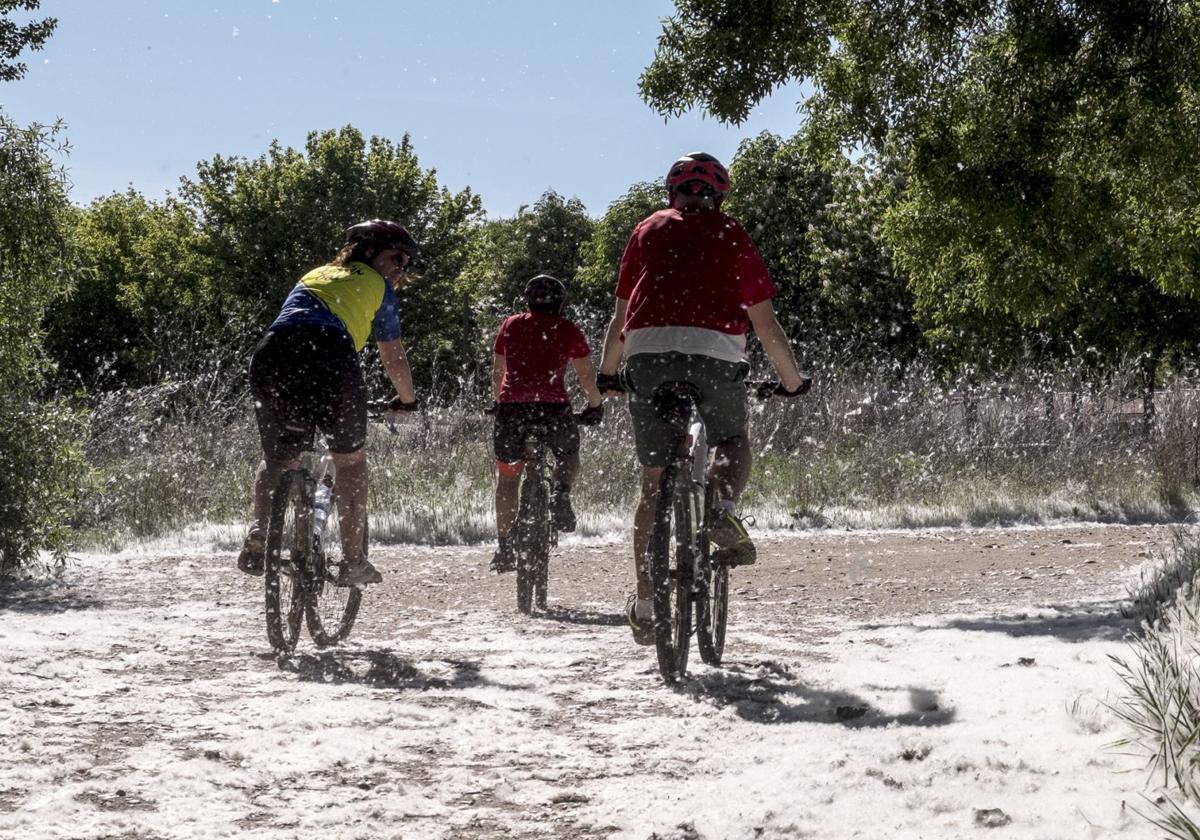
left=515, top=472, right=549, bottom=614
left=650, top=466, right=689, bottom=683
left=696, top=485, right=728, bottom=665
left=264, top=471, right=305, bottom=654
left=304, top=487, right=363, bottom=648
left=672, top=488, right=696, bottom=676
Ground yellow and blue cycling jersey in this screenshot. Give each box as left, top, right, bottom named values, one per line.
left=269, top=261, right=401, bottom=351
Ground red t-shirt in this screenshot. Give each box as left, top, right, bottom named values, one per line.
left=615, top=209, right=776, bottom=359
left=493, top=312, right=590, bottom=403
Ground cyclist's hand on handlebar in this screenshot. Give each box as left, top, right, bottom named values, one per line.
left=387, top=395, right=421, bottom=413
left=597, top=372, right=625, bottom=396
left=754, top=376, right=812, bottom=399
left=576, top=403, right=603, bottom=426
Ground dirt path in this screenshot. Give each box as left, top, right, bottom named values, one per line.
left=0, top=524, right=1175, bottom=839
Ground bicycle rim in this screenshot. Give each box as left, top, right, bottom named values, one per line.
left=264, top=472, right=305, bottom=654
left=304, top=493, right=363, bottom=647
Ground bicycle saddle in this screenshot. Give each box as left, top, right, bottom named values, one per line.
left=651, top=381, right=701, bottom=430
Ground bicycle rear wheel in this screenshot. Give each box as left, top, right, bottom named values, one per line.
left=649, top=467, right=691, bottom=683
left=303, top=488, right=363, bottom=648
left=515, top=473, right=549, bottom=614
left=264, top=471, right=305, bottom=654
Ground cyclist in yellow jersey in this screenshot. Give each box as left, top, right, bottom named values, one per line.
left=238, top=220, right=423, bottom=588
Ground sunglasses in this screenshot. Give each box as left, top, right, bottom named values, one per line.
left=391, top=251, right=427, bottom=278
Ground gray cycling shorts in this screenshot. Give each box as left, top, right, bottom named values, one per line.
left=624, top=352, right=749, bottom=468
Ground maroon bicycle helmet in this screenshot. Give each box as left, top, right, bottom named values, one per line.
left=345, top=219, right=421, bottom=258
left=524, top=274, right=567, bottom=312
left=666, top=152, right=731, bottom=196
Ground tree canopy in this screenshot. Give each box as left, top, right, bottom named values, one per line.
left=0, top=0, right=55, bottom=83
left=641, top=0, right=1200, bottom=366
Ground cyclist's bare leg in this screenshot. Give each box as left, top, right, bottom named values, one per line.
left=494, top=472, right=521, bottom=539
left=253, top=457, right=298, bottom=532
left=550, top=448, right=580, bottom=490
left=632, top=466, right=663, bottom=600
left=708, top=434, right=751, bottom=505
left=331, top=449, right=368, bottom=561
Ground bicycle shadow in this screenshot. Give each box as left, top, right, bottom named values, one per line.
left=0, top=578, right=105, bottom=614
left=534, top=605, right=625, bottom=627
left=860, top=599, right=1134, bottom=644
left=685, top=660, right=956, bottom=728
left=278, top=648, right=530, bottom=693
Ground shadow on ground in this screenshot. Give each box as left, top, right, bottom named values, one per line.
left=279, top=648, right=531, bottom=692
left=0, top=578, right=105, bottom=614
left=861, top=600, right=1135, bottom=643
left=686, top=659, right=956, bottom=728
left=535, top=605, right=625, bottom=627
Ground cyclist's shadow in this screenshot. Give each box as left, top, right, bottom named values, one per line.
left=277, top=648, right=529, bottom=692
left=534, top=605, right=625, bottom=627
left=685, top=660, right=956, bottom=728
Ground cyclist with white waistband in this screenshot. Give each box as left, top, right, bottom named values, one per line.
left=238, top=219, right=423, bottom=588
left=597, top=153, right=809, bottom=644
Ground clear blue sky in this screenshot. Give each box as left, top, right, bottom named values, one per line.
left=6, top=1, right=808, bottom=218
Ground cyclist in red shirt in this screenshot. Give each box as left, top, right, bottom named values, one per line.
left=490, top=275, right=603, bottom=572
left=597, top=153, right=808, bottom=643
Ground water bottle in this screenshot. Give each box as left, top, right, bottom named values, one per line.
left=313, top=478, right=333, bottom=539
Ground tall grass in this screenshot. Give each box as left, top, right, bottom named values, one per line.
left=75, top=361, right=1200, bottom=550
left=1110, top=534, right=1200, bottom=838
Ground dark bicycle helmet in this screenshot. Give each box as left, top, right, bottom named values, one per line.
left=524, top=274, right=567, bottom=313
left=665, top=152, right=731, bottom=196
left=344, top=219, right=425, bottom=274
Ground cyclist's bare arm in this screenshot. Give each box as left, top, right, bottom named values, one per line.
left=570, top=356, right=603, bottom=407
left=377, top=338, right=417, bottom=404
left=492, top=352, right=505, bottom=401
left=746, top=300, right=806, bottom=392
left=598, top=298, right=628, bottom=377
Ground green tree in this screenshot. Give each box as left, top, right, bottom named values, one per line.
left=0, top=0, right=55, bottom=82
left=0, top=114, right=86, bottom=570
left=640, top=1, right=1200, bottom=367
left=574, top=181, right=664, bottom=332
left=47, top=191, right=216, bottom=389
left=725, top=131, right=918, bottom=371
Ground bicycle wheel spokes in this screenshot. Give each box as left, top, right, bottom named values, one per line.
left=304, top=493, right=362, bottom=647
left=264, top=472, right=305, bottom=654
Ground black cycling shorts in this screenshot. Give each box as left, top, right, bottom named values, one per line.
left=249, top=326, right=366, bottom=461
left=493, top=402, right=579, bottom=464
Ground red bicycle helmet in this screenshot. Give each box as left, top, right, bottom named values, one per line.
left=666, top=152, right=730, bottom=196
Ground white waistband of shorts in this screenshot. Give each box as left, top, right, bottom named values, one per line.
left=623, top=326, right=747, bottom=364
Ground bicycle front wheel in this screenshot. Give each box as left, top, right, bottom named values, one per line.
left=303, top=490, right=363, bottom=648
left=264, top=471, right=305, bottom=654
left=649, top=467, right=690, bottom=683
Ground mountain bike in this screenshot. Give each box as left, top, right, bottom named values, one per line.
left=492, top=404, right=602, bottom=615
left=263, top=401, right=402, bottom=654
left=645, top=378, right=808, bottom=683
